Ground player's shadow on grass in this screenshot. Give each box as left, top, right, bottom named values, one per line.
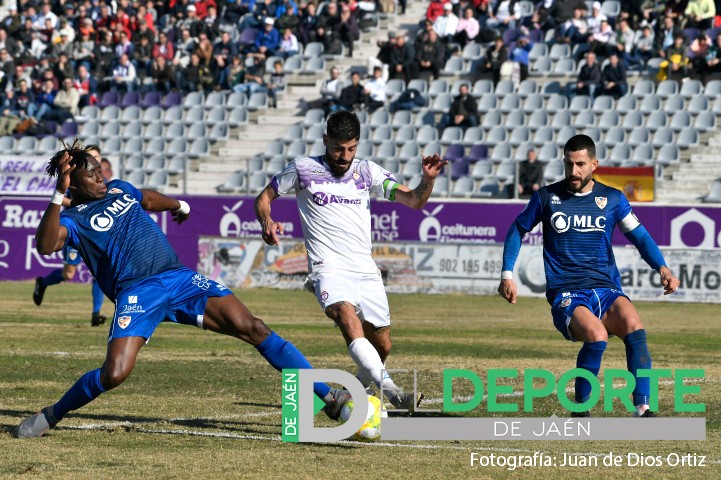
left=1, top=408, right=280, bottom=437
left=0, top=408, right=182, bottom=428
left=169, top=418, right=278, bottom=435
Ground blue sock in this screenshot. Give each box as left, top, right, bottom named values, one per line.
left=575, top=341, right=607, bottom=403
left=91, top=280, right=104, bottom=314
left=624, top=329, right=652, bottom=406
left=256, top=331, right=331, bottom=399
left=52, top=368, right=106, bottom=420
left=43, top=269, right=64, bottom=287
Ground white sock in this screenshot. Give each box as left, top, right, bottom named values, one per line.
left=356, top=367, right=374, bottom=389
left=348, top=338, right=400, bottom=391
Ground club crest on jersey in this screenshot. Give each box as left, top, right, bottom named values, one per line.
left=551, top=194, right=561, bottom=205
left=68, top=251, right=78, bottom=261
left=108, top=188, right=123, bottom=194
left=117, top=316, right=132, bottom=329
left=89, top=193, right=137, bottom=232
left=560, top=297, right=572, bottom=308
left=595, top=197, right=608, bottom=209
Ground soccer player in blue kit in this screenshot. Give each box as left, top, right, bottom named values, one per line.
left=33, top=145, right=110, bottom=327
left=17, top=144, right=348, bottom=438
left=498, top=135, right=680, bottom=417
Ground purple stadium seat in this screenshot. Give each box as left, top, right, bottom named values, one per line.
left=450, top=159, right=470, bottom=180
left=443, top=143, right=465, bottom=163
left=683, top=28, right=700, bottom=42
left=97, top=91, right=120, bottom=108
left=56, top=121, right=78, bottom=138
left=463, top=144, right=488, bottom=163
left=120, top=91, right=141, bottom=108
left=161, top=91, right=182, bottom=109
left=238, top=27, right=259, bottom=48
left=527, top=29, right=544, bottom=44
left=502, top=28, right=522, bottom=45
left=140, top=91, right=162, bottom=109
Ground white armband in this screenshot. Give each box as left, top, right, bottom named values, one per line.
left=175, top=200, right=190, bottom=215
left=51, top=190, right=65, bottom=206
left=501, top=270, right=513, bottom=280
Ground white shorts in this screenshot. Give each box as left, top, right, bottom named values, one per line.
left=306, top=269, right=391, bottom=328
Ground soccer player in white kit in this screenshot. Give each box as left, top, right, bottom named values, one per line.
left=255, top=110, right=447, bottom=415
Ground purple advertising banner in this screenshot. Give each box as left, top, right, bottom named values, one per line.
left=2, top=194, right=721, bottom=281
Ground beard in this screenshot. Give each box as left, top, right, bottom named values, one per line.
left=566, top=174, right=592, bottom=193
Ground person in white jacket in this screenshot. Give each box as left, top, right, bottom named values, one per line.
left=433, top=3, right=459, bottom=41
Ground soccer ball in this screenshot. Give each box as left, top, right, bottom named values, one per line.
left=339, top=395, right=382, bottom=442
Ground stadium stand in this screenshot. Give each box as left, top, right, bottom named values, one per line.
left=2, top=2, right=721, bottom=201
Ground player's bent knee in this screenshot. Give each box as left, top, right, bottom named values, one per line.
left=376, top=340, right=391, bottom=359
left=620, top=319, right=644, bottom=336
left=99, top=366, right=131, bottom=390
left=245, top=316, right=272, bottom=345
left=572, top=323, right=608, bottom=343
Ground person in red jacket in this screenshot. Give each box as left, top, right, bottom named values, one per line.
left=152, top=31, right=175, bottom=62
left=426, top=0, right=447, bottom=22
left=194, top=0, right=217, bottom=20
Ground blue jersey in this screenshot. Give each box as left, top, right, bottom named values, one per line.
left=59, top=180, right=183, bottom=301
left=512, top=181, right=633, bottom=301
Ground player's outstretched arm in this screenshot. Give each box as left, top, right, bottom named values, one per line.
left=394, top=154, right=448, bottom=209
left=255, top=185, right=284, bottom=246
left=36, top=152, right=73, bottom=254
left=622, top=220, right=679, bottom=295
left=498, top=219, right=527, bottom=305
left=139, top=189, right=189, bottom=224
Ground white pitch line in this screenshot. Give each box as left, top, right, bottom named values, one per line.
left=62, top=422, right=721, bottom=463
left=421, top=392, right=524, bottom=406
left=61, top=423, right=541, bottom=452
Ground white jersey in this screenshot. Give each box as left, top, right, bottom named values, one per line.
left=271, top=155, right=400, bottom=274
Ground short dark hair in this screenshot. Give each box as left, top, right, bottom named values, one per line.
left=564, top=134, right=596, bottom=160
left=86, top=144, right=101, bottom=154
left=326, top=110, right=360, bottom=142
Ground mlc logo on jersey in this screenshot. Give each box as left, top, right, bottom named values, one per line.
left=89, top=194, right=137, bottom=232
left=550, top=212, right=606, bottom=234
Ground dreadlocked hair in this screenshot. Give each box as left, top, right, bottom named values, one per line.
left=46, top=139, right=96, bottom=177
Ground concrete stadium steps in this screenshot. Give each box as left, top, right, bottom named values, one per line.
left=188, top=6, right=430, bottom=195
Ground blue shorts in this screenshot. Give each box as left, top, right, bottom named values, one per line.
left=108, top=268, right=232, bottom=342
left=550, top=288, right=628, bottom=342
left=63, top=246, right=82, bottom=266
